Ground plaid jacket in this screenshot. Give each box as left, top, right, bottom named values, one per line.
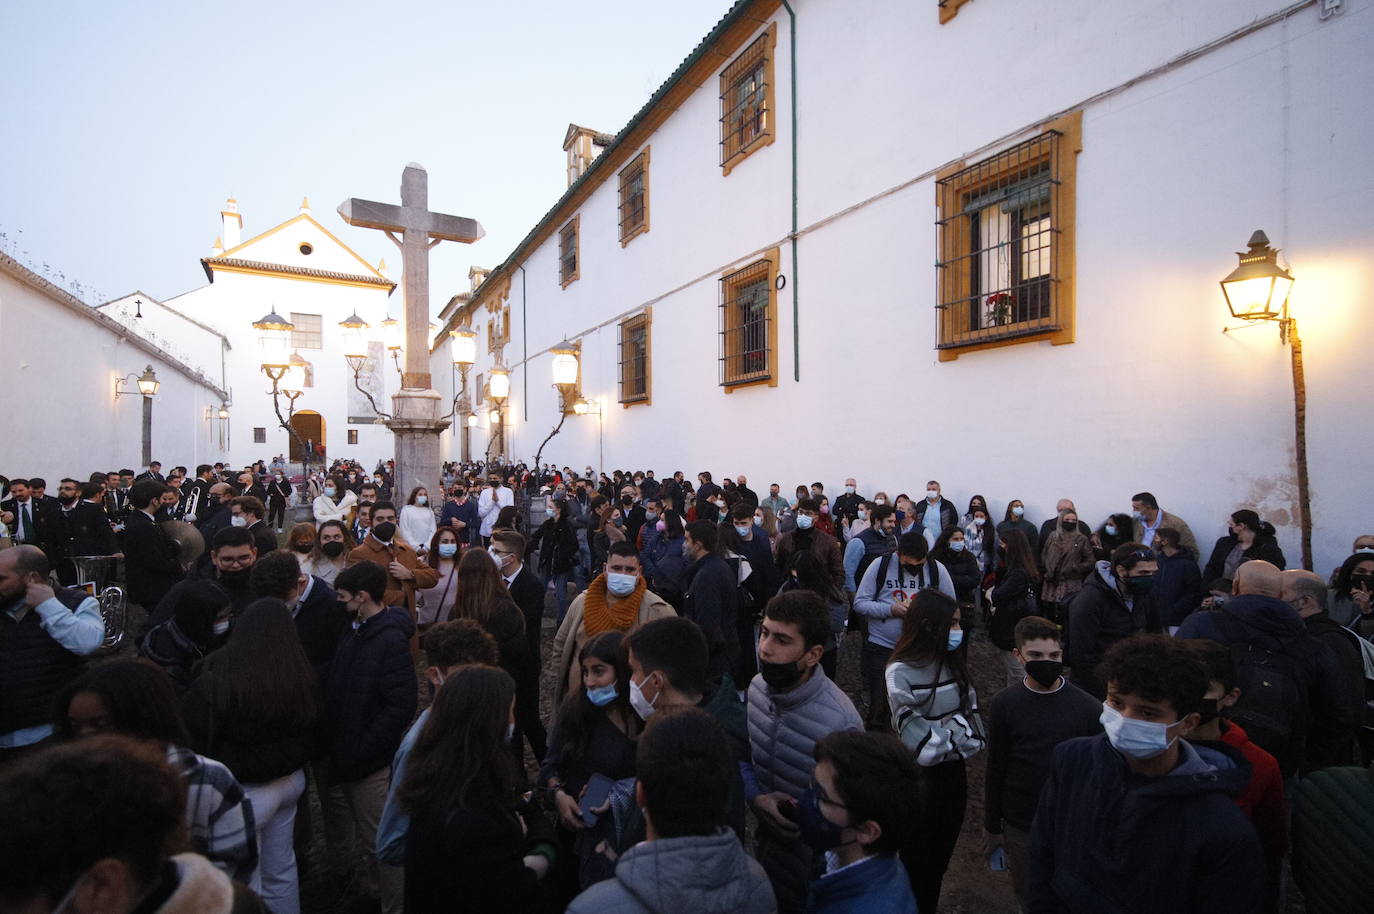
left=166, top=744, right=259, bottom=883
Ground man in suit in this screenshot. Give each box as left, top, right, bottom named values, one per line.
left=491, top=527, right=548, bottom=765
left=236, top=471, right=268, bottom=505
left=249, top=550, right=348, bottom=684
left=229, top=495, right=277, bottom=557
left=135, top=461, right=166, bottom=483
left=181, top=464, right=215, bottom=524
left=122, top=480, right=184, bottom=611
left=102, top=471, right=129, bottom=526
left=26, top=478, right=62, bottom=516
left=54, top=480, right=117, bottom=585
left=2, top=479, right=55, bottom=556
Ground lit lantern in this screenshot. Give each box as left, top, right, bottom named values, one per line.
left=1220, top=230, right=1295, bottom=322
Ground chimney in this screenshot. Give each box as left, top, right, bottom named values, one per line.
left=563, top=124, right=612, bottom=187
left=220, top=197, right=243, bottom=250
left=210, top=235, right=224, bottom=256
left=299, top=196, right=311, bottom=215
left=469, top=266, right=490, bottom=291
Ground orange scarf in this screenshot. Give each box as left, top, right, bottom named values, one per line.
left=583, top=573, right=647, bottom=636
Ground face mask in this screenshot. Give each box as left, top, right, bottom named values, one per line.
left=613, top=515, right=624, bottom=526
left=796, top=514, right=814, bottom=530
left=875, top=498, right=886, bottom=506
left=1356, top=547, right=1374, bottom=555
left=856, top=509, right=867, bottom=521
left=1100, top=703, right=1179, bottom=760
left=488, top=547, right=506, bottom=569
left=680, top=540, right=693, bottom=558
left=217, top=567, right=251, bottom=588
left=656, top=519, right=666, bottom=532
left=606, top=572, right=638, bottom=597
left=1105, top=524, right=1118, bottom=537
left=797, top=784, right=847, bottom=852
left=759, top=658, right=806, bottom=692
left=416, top=495, right=428, bottom=506
left=820, top=504, right=830, bottom=515
left=845, top=485, right=855, bottom=494
left=1196, top=697, right=1221, bottom=725
left=1023, top=659, right=1063, bottom=688
left=213, top=619, right=230, bottom=637
left=372, top=521, right=397, bottom=542
left=645, top=511, right=658, bottom=522
left=900, top=561, right=924, bottom=577
left=735, top=524, right=752, bottom=538
left=586, top=682, right=619, bottom=707
left=947, top=629, right=964, bottom=651
left=294, top=542, right=314, bottom=554
left=927, top=490, right=940, bottom=501
left=1012, top=506, right=1024, bottom=517
left=1123, top=574, right=1155, bottom=595
left=324, top=487, right=337, bottom=497
left=973, top=516, right=986, bottom=527
left=438, top=542, right=459, bottom=558
left=949, top=539, right=966, bottom=552
left=505, top=723, right=515, bottom=744
left=322, top=541, right=345, bottom=558
left=629, top=675, right=658, bottom=721
left=1132, top=510, right=1145, bottom=521
left=230, top=515, right=247, bottom=528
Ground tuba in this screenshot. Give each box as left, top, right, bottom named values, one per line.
left=69, top=555, right=126, bottom=652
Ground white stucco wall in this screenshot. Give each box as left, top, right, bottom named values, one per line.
left=0, top=257, right=229, bottom=480
left=435, top=0, right=1374, bottom=576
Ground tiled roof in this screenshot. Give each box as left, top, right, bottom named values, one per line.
left=201, top=256, right=397, bottom=289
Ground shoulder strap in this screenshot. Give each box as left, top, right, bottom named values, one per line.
left=875, top=552, right=893, bottom=589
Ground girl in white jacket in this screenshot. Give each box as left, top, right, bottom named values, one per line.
left=312, top=475, right=357, bottom=528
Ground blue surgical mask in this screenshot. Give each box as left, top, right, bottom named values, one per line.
left=1100, top=703, right=1178, bottom=759
left=606, top=572, right=638, bottom=597
left=735, top=524, right=751, bottom=538
left=1105, top=524, right=1118, bottom=537
left=947, top=629, right=964, bottom=651
left=796, top=514, right=814, bottom=530
left=949, top=539, right=966, bottom=552
left=438, top=542, right=458, bottom=558
left=1012, top=506, right=1024, bottom=517
left=645, top=511, right=658, bottom=521
left=586, top=682, right=618, bottom=707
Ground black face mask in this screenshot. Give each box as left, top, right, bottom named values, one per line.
left=900, top=561, right=925, bottom=577
left=60, top=495, right=79, bottom=506
left=1196, top=697, right=1221, bottom=725
left=372, top=522, right=397, bottom=542
left=322, top=541, right=345, bottom=558
left=217, top=567, right=251, bottom=589
left=1023, top=660, right=1063, bottom=689
left=759, top=658, right=806, bottom=692
left=294, top=542, right=315, bottom=554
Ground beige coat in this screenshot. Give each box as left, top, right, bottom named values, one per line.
left=551, top=586, right=676, bottom=702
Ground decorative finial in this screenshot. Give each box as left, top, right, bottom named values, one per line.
left=300, top=196, right=311, bottom=214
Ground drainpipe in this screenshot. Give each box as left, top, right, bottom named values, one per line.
left=781, top=0, right=800, bottom=381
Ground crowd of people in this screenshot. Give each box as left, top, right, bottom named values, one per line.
left=2, top=455, right=1373, bottom=914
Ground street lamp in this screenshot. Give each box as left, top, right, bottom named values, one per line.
left=1219, top=229, right=1310, bottom=570
left=534, top=340, right=582, bottom=475
left=115, top=365, right=160, bottom=467
left=572, top=396, right=604, bottom=480
left=252, top=310, right=311, bottom=475
left=338, top=312, right=392, bottom=421
left=439, top=325, right=479, bottom=460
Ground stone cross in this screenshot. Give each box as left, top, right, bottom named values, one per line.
left=338, top=163, right=483, bottom=389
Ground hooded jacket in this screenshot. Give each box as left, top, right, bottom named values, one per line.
left=1065, top=563, right=1159, bottom=699
left=322, top=606, right=418, bottom=783
left=747, top=665, right=863, bottom=800
left=566, top=829, right=775, bottom=914
left=1027, top=735, right=1263, bottom=914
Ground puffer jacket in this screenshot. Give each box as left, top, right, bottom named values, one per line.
left=1065, top=563, right=1159, bottom=699
left=566, top=829, right=775, bottom=914
left=321, top=606, right=417, bottom=783
left=1292, top=766, right=1374, bottom=914
left=747, top=666, right=863, bottom=799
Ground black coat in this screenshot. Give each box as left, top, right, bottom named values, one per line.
left=1203, top=534, right=1287, bottom=585
left=507, top=565, right=546, bottom=662
left=934, top=547, right=982, bottom=602
left=58, top=501, right=117, bottom=558
left=1065, top=566, right=1159, bottom=699
left=180, top=671, right=317, bottom=785
left=529, top=516, right=579, bottom=577
left=138, top=618, right=207, bottom=694
left=322, top=606, right=418, bottom=783
left=683, top=553, right=739, bottom=678
left=1154, top=548, right=1203, bottom=628
left=293, top=576, right=349, bottom=683
left=694, top=482, right=722, bottom=516
left=661, top=478, right=685, bottom=516
left=1, top=496, right=58, bottom=556
left=122, top=510, right=184, bottom=609
left=913, top=498, right=959, bottom=535
left=247, top=521, right=277, bottom=558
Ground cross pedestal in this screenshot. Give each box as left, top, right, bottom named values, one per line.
left=338, top=164, right=483, bottom=500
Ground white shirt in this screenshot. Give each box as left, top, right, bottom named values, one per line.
left=399, top=504, right=438, bottom=552
left=477, top=486, right=514, bottom=537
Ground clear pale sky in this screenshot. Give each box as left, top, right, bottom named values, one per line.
left=1, top=0, right=728, bottom=314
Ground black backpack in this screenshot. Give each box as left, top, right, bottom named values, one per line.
left=1210, top=609, right=1320, bottom=775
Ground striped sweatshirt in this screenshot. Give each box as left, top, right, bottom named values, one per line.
left=885, top=656, right=986, bottom=766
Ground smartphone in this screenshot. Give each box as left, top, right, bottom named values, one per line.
left=988, top=846, right=1008, bottom=872
left=579, top=773, right=616, bottom=827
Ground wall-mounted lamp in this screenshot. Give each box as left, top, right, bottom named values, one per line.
left=115, top=365, right=159, bottom=398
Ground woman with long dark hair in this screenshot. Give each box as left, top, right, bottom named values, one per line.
left=1040, top=508, right=1095, bottom=624
left=417, top=526, right=462, bottom=628
left=400, top=485, right=438, bottom=555
left=539, top=631, right=640, bottom=900
left=298, top=519, right=354, bottom=585
left=1092, top=512, right=1135, bottom=562
left=997, top=499, right=1038, bottom=556
left=989, top=528, right=1042, bottom=685
left=643, top=510, right=688, bottom=610
left=1333, top=551, right=1374, bottom=631
left=932, top=525, right=983, bottom=615
left=179, top=598, right=319, bottom=914
left=312, top=475, right=356, bottom=527
left=400, top=665, right=556, bottom=913
left=1202, top=508, right=1287, bottom=584
left=449, top=548, right=542, bottom=765
left=529, top=496, right=581, bottom=622
left=885, top=589, right=985, bottom=914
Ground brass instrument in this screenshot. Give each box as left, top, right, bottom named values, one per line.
left=70, top=555, right=126, bottom=652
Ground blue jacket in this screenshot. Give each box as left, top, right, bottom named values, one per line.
left=322, top=606, right=417, bottom=784
left=439, top=497, right=481, bottom=546
left=1027, top=734, right=1263, bottom=914
left=804, top=853, right=917, bottom=914
left=1154, top=547, right=1203, bottom=628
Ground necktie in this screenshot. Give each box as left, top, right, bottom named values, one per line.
left=20, top=503, right=35, bottom=542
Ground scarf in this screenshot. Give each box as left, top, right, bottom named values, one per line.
left=583, top=572, right=647, bottom=636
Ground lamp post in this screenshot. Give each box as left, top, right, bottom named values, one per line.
left=340, top=312, right=393, bottom=421
left=533, top=340, right=580, bottom=476
left=115, top=365, right=159, bottom=466
left=252, top=309, right=312, bottom=477
left=440, top=325, right=478, bottom=461
left=486, top=363, right=510, bottom=465
left=1219, top=230, right=1309, bottom=570
left=573, top=395, right=604, bottom=480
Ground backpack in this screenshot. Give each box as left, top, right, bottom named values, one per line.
left=1210, top=609, right=1320, bottom=774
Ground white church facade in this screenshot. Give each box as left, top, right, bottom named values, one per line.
left=99, top=199, right=399, bottom=472
left=431, top=0, right=1374, bottom=575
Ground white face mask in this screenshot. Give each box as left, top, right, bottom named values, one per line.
left=875, top=498, right=886, bottom=506
left=845, top=485, right=855, bottom=494
left=488, top=547, right=506, bottom=570
left=229, top=515, right=247, bottom=527
left=796, top=514, right=814, bottom=530
left=629, top=674, right=658, bottom=721
left=1100, top=703, right=1180, bottom=759
left=1012, top=506, right=1024, bottom=517
left=416, top=495, right=428, bottom=506
left=856, top=509, right=867, bottom=521
left=606, top=572, right=638, bottom=597
left=213, top=619, right=230, bottom=636
left=927, top=490, right=940, bottom=501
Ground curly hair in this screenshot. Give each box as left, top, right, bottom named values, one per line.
left=1097, top=633, right=1208, bottom=718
